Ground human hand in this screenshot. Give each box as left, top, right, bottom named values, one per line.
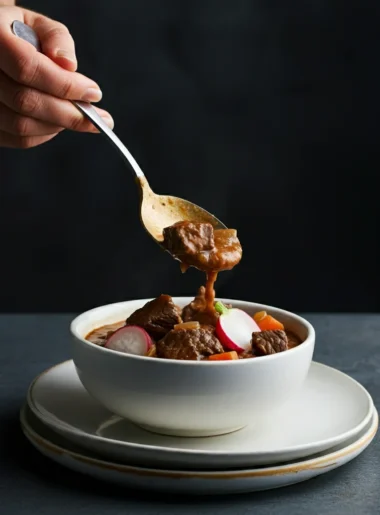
left=0, top=5, right=114, bottom=148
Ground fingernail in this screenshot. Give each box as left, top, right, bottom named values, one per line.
left=81, top=88, right=102, bottom=103
left=102, top=115, right=114, bottom=129
left=56, top=49, right=77, bottom=65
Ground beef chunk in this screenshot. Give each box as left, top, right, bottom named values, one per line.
left=182, top=286, right=219, bottom=326
left=162, top=221, right=215, bottom=257
left=156, top=327, right=224, bottom=360
left=126, top=294, right=182, bottom=340
left=182, top=286, right=207, bottom=321
left=200, top=324, right=217, bottom=333
left=251, top=330, right=288, bottom=356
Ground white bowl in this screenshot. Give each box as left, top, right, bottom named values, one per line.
left=70, top=298, right=315, bottom=437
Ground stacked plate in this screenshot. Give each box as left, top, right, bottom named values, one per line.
left=21, top=359, right=378, bottom=495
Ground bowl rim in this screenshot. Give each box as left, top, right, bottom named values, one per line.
left=70, top=297, right=315, bottom=366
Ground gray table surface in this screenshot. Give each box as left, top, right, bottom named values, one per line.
left=0, top=314, right=379, bottom=515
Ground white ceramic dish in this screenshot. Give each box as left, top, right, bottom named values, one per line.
left=70, top=297, right=315, bottom=437
left=20, top=404, right=378, bottom=495
left=27, top=360, right=373, bottom=469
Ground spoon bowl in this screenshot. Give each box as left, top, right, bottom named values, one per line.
left=138, top=177, right=226, bottom=244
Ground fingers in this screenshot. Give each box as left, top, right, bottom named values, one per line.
left=87, top=107, right=115, bottom=132
left=32, top=14, right=77, bottom=72
left=0, top=130, right=59, bottom=149
left=0, top=14, right=102, bottom=102
left=0, top=103, right=64, bottom=136
left=0, top=71, right=114, bottom=132
left=0, top=6, right=115, bottom=147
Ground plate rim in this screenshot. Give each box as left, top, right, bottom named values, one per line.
left=27, top=359, right=374, bottom=459
left=20, top=403, right=378, bottom=479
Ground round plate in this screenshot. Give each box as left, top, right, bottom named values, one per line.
left=27, top=360, right=374, bottom=470
left=20, top=404, right=378, bottom=495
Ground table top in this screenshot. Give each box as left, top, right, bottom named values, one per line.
left=1, top=313, right=379, bottom=514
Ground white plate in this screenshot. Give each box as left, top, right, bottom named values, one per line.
left=27, top=360, right=374, bottom=469
left=20, top=404, right=378, bottom=495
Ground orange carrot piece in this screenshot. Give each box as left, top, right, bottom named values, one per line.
left=258, top=315, right=284, bottom=331
left=209, top=351, right=239, bottom=361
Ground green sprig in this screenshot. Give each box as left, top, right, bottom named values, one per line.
left=214, top=301, right=229, bottom=315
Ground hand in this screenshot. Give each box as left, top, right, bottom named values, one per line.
left=0, top=6, right=114, bottom=148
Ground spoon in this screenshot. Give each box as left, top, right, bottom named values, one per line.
left=12, top=21, right=226, bottom=245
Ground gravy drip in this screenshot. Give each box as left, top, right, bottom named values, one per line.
left=204, top=271, right=218, bottom=314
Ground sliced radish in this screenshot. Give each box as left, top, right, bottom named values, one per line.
left=105, top=325, right=152, bottom=356
left=215, top=301, right=261, bottom=352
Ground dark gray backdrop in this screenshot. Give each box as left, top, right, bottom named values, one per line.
left=0, top=0, right=379, bottom=313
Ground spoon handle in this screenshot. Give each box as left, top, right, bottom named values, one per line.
left=11, top=20, right=144, bottom=179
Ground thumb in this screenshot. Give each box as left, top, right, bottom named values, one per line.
left=30, top=13, right=77, bottom=72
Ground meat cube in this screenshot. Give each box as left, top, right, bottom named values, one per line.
left=182, top=286, right=206, bottom=321
left=251, top=330, right=288, bottom=356
left=182, top=286, right=219, bottom=326
left=162, top=221, right=215, bottom=257
left=126, top=294, right=182, bottom=340
left=156, top=327, right=224, bottom=360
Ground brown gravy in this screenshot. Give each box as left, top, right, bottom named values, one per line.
left=181, top=228, right=242, bottom=273
left=86, top=321, right=125, bottom=345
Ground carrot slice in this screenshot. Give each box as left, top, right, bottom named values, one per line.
left=258, top=315, right=284, bottom=331
left=208, top=351, right=239, bottom=361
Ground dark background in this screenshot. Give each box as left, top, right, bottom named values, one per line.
left=0, top=0, right=379, bottom=313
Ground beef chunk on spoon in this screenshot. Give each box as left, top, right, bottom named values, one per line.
left=162, top=221, right=215, bottom=257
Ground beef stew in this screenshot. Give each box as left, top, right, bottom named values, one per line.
left=86, top=293, right=303, bottom=360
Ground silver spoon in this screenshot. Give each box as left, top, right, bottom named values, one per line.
left=12, top=21, right=226, bottom=244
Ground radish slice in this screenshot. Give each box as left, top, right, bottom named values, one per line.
left=215, top=302, right=261, bottom=352
left=105, top=325, right=152, bottom=356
